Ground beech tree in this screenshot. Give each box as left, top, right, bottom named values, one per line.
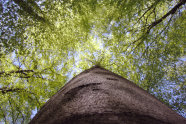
left=0, top=0, right=185, bottom=123
left=29, top=66, right=186, bottom=124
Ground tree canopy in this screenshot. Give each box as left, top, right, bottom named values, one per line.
left=0, top=0, right=185, bottom=123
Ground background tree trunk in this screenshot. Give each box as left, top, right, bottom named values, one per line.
left=29, top=66, right=186, bottom=124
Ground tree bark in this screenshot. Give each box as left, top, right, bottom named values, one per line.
left=29, top=66, right=186, bottom=124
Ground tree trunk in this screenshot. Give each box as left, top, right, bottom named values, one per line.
left=29, top=66, right=186, bottom=124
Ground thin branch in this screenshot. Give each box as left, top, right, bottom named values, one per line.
left=125, top=35, right=145, bottom=52
left=0, top=70, right=34, bottom=76
left=0, top=87, right=22, bottom=94
left=137, top=0, right=160, bottom=23
left=153, top=8, right=157, bottom=21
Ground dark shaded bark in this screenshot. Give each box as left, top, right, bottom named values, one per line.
left=29, top=66, right=186, bottom=124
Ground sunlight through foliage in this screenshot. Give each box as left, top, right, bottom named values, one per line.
left=0, top=0, right=185, bottom=123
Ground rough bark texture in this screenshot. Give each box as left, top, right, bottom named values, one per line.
left=29, top=66, right=186, bottom=124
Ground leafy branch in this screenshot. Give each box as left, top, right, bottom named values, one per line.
left=0, top=87, right=23, bottom=94
left=127, top=0, right=185, bottom=52
left=146, top=0, right=186, bottom=34
left=0, top=70, right=34, bottom=77
left=0, top=87, right=41, bottom=106
left=137, top=0, right=160, bottom=24
left=12, top=0, right=48, bottom=24
left=141, top=14, right=174, bottom=58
